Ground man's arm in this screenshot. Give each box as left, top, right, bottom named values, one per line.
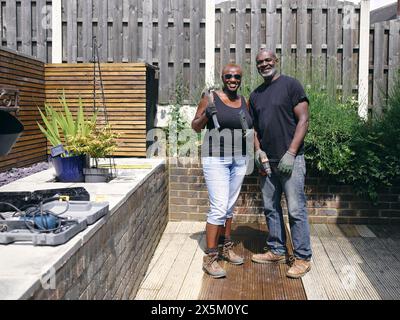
left=254, top=130, right=262, bottom=151
left=277, top=100, right=309, bottom=175
left=288, top=101, right=309, bottom=155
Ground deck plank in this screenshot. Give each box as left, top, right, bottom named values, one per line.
left=320, top=236, right=379, bottom=300
left=137, top=233, right=187, bottom=291
left=156, top=233, right=203, bottom=299
left=176, top=234, right=206, bottom=300
left=163, top=221, right=181, bottom=234
left=354, top=225, right=377, bottom=238
left=135, top=223, right=400, bottom=300
left=308, top=236, right=350, bottom=299
left=144, top=233, right=174, bottom=275
left=350, top=237, right=400, bottom=299
left=313, top=224, right=332, bottom=237
left=336, top=237, right=388, bottom=299
left=198, top=225, right=307, bottom=300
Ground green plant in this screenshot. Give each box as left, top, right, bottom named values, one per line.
left=66, top=124, right=119, bottom=167
left=305, top=89, right=362, bottom=175
left=37, top=93, right=97, bottom=156
left=163, top=74, right=192, bottom=157
left=305, top=70, right=400, bottom=201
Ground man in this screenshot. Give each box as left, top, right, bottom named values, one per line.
left=249, top=49, right=312, bottom=278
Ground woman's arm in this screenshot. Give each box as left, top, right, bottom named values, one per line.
left=191, top=95, right=210, bottom=133
left=246, top=99, right=262, bottom=151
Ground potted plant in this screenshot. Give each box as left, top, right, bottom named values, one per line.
left=68, top=124, right=119, bottom=183
left=37, top=93, right=97, bottom=182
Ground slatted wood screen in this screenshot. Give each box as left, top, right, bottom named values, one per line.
left=44, top=63, right=158, bottom=157
left=0, top=47, right=47, bottom=172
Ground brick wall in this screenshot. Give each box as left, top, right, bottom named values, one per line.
left=31, top=165, right=168, bottom=300
left=169, top=161, right=400, bottom=224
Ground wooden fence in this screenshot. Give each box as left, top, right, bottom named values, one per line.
left=58, top=0, right=206, bottom=105
left=216, top=0, right=400, bottom=114
left=0, top=47, right=47, bottom=172
left=0, top=0, right=52, bottom=62
left=44, top=63, right=158, bottom=157
left=370, top=20, right=400, bottom=115
left=1, top=0, right=400, bottom=110
left=216, top=0, right=362, bottom=99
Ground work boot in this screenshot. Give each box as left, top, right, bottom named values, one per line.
left=286, top=259, right=311, bottom=278
left=251, top=249, right=287, bottom=264
left=220, top=241, right=244, bottom=265
left=202, top=252, right=226, bottom=278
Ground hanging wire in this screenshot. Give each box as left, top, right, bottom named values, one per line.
left=91, top=36, right=117, bottom=180
left=92, top=36, right=109, bottom=124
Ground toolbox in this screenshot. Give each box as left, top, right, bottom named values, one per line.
left=0, top=200, right=109, bottom=246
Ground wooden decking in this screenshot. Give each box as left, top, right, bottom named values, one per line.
left=135, top=222, right=400, bottom=300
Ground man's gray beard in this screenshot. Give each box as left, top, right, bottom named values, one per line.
left=261, top=68, right=277, bottom=80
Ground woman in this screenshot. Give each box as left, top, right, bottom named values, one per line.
left=191, top=64, right=253, bottom=278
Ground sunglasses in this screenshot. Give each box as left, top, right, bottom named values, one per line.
left=223, top=74, right=242, bottom=80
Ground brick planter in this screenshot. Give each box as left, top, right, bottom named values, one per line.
left=31, top=164, right=168, bottom=300
left=169, top=160, right=400, bottom=224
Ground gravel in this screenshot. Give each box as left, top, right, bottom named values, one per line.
left=0, top=162, right=50, bottom=187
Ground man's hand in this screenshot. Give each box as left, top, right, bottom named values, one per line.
left=278, top=151, right=296, bottom=175
left=255, top=149, right=265, bottom=168
left=205, top=104, right=217, bottom=119
left=255, top=149, right=272, bottom=176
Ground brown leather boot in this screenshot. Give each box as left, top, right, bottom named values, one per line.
left=202, top=252, right=226, bottom=278
left=251, top=250, right=287, bottom=264
left=220, top=241, right=244, bottom=265
left=286, top=259, right=311, bottom=278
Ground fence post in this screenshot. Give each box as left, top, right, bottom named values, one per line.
left=205, top=0, right=215, bottom=87
left=358, top=0, right=370, bottom=120
left=52, top=0, right=62, bottom=63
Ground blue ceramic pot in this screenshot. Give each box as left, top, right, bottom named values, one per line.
left=52, top=154, right=85, bottom=182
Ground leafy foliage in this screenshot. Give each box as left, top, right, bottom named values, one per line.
left=37, top=92, right=118, bottom=163
left=305, top=71, right=400, bottom=201
left=163, top=74, right=192, bottom=156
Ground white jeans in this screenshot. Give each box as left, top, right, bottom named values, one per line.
left=202, top=156, right=248, bottom=226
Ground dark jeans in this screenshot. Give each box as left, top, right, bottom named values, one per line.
left=260, top=155, right=312, bottom=260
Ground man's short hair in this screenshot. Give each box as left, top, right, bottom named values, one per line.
left=256, top=48, right=277, bottom=60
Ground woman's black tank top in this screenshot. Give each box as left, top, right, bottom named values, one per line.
left=201, top=92, right=253, bottom=157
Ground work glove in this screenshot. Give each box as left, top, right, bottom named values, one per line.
left=278, top=151, right=296, bottom=175
left=255, top=149, right=266, bottom=169
left=255, top=149, right=272, bottom=176
left=205, top=103, right=217, bottom=119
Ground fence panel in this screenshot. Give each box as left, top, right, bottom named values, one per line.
left=370, top=20, right=400, bottom=114
left=0, top=0, right=51, bottom=62
left=216, top=0, right=362, bottom=99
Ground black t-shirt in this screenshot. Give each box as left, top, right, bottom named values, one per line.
left=249, top=75, right=309, bottom=162
left=201, top=93, right=253, bottom=157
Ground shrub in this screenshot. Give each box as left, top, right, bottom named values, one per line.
left=305, top=71, right=400, bottom=201
left=305, top=89, right=362, bottom=176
